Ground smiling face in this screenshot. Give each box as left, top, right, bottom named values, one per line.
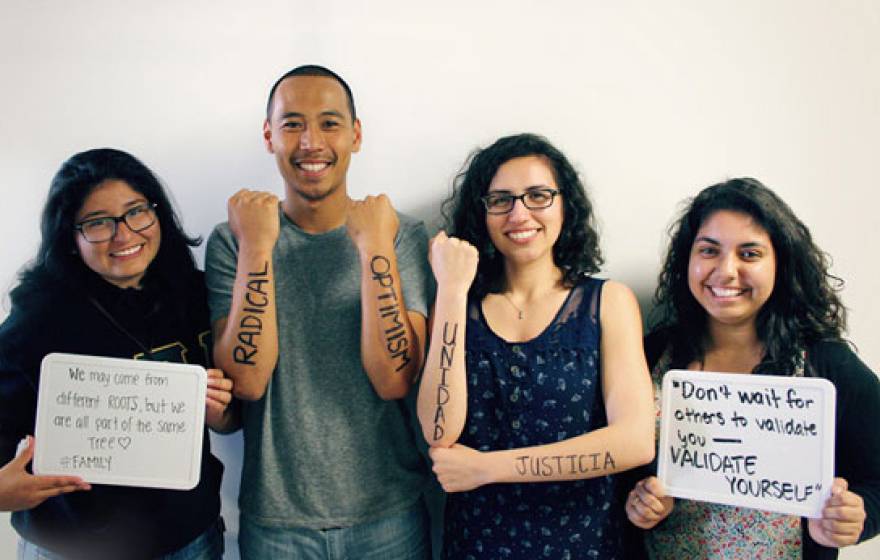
left=263, top=75, right=362, bottom=205
left=485, top=155, right=563, bottom=268
left=688, top=210, right=776, bottom=330
left=74, top=180, right=161, bottom=289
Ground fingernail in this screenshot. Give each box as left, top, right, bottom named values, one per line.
left=15, top=437, right=30, bottom=456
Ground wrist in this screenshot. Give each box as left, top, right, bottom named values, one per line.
left=435, top=287, right=469, bottom=308
left=238, top=242, right=275, bottom=260
left=482, top=450, right=505, bottom=485
left=357, top=241, right=396, bottom=260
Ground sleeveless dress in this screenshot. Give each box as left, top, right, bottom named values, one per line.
left=443, top=277, right=624, bottom=559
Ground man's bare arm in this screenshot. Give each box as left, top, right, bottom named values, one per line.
left=212, top=190, right=280, bottom=401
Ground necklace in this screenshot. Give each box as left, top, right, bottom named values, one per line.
left=89, top=296, right=155, bottom=359
left=502, top=292, right=524, bottom=320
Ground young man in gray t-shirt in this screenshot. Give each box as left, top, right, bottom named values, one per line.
left=205, top=65, right=432, bottom=559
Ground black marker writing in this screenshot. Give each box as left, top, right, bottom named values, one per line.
left=754, top=416, right=818, bottom=436
left=433, top=322, right=457, bottom=441
left=234, top=262, right=269, bottom=365
left=725, top=476, right=819, bottom=502
left=371, top=255, right=411, bottom=372
left=669, top=447, right=758, bottom=475
left=514, top=452, right=616, bottom=477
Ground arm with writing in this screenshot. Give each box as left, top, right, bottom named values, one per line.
left=348, top=195, right=426, bottom=400
left=210, top=190, right=280, bottom=401
left=430, top=281, right=656, bottom=492
left=416, top=232, right=478, bottom=448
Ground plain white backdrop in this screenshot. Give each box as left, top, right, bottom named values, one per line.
left=1, top=1, right=878, bottom=558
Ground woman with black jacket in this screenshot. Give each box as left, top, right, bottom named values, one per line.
left=0, top=148, right=235, bottom=559
left=624, top=178, right=880, bottom=559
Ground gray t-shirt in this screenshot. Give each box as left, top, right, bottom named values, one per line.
left=205, top=207, right=432, bottom=529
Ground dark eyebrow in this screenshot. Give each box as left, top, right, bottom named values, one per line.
left=487, top=185, right=554, bottom=195
left=278, top=112, right=304, bottom=120
left=694, top=237, right=768, bottom=249
left=78, top=199, right=147, bottom=221
left=278, top=110, right=346, bottom=120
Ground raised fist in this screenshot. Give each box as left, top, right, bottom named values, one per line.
left=227, top=189, right=280, bottom=252
left=429, top=231, right=479, bottom=294
left=345, top=194, right=399, bottom=252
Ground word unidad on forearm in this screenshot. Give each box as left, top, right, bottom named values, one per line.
left=371, top=255, right=411, bottom=372
left=432, top=322, right=457, bottom=441
left=515, top=452, right=616, bottom=477
left=233, top=262, right=269, bottom=365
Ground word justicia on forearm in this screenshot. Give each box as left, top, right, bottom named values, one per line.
left=371, top=255, right=411, bottom=372
left=234, top=262, right=269, bottom=365
left=514, top=452, right=616, bottom=477
left=432, top=322, right=457, bottom=441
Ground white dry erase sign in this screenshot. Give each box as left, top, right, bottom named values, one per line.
left=658, top=369, right=835, bottom=518
left=33, top=353, right=206, bottom=490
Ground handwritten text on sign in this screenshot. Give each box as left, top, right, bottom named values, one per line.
left=33, top=353, right=206, bottom=490
left=658, top=370, right=835, bottom=518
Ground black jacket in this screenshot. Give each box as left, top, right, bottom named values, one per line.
left=622, top=329, right=880, bottom=560
left=0, top=270, right=223, bottom=559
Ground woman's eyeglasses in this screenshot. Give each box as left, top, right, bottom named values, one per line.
left=481, top=188, right=559, bottom=215
left=74, top=203, right=158, bottom=243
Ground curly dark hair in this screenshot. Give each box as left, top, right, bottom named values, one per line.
left=442, top=133, right=602, bottom=298
left=653, top=177, right=846, bottom=373
left=11, top=148, right=201, bottom=313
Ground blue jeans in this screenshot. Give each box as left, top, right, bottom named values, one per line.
left=239, top=500, right=430, bottom=560
left=17, top=517, right=225, bottom=560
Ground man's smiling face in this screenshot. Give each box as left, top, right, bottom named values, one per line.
left=263, top=75, right=362, bottom=204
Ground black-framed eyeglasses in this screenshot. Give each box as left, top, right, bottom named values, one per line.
left=74, top=203, right=158, bottom=243
left=481, top=188, right=560, bottom=215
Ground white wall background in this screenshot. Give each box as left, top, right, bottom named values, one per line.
left=1, top=1, right=878, bottom=558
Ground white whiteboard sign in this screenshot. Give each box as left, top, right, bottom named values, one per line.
left=658, top=370, right=835, bottom=518
left=33, top=353, right=206, bottom=490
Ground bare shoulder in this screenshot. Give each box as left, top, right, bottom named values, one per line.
left=600, top=280, right=640, bottom=313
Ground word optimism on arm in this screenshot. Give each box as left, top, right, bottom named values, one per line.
left=371, top=255, right=411, bottom=373
left=233, top=262, right=270, bottom=365
left=432, top=322, right=457, bottom=441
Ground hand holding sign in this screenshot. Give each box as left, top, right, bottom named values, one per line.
left=0, top=436, right=90, bottom=512
left=34, top=353, right=207, bottom=490
left=204, top=368, right=234, bottom=430
left=808, top=478, right=867, bottom=547
left=626, top=476, right=674, bottom=529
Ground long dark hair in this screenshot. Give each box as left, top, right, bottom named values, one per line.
left=11, top=148, right=201, bottom=310
left=442, top=133, right=603, bottom=297
left=653, top=177, right=846, bottom=373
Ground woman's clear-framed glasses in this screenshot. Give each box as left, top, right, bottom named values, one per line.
left=481, top=188, right=559, bottom=215
left=74, top=203, right=158, bottom=243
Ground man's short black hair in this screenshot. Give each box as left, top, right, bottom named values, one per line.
left=265, top=65, right=356, bottom=122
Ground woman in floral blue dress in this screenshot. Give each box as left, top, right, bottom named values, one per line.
left=417, top=133, right=655, bottom=559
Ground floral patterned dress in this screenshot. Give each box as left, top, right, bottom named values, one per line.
left=443, top=278, right=624, bottom=559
